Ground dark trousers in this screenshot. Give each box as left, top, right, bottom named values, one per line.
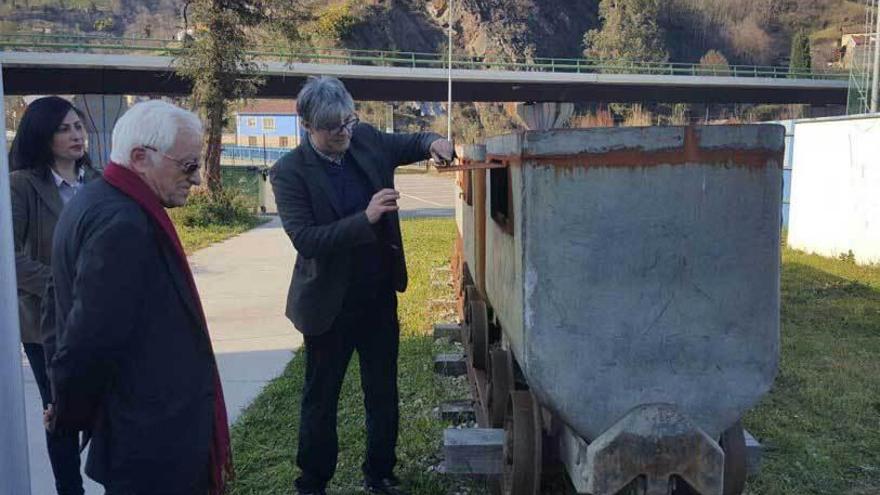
left=23, top=343, right=84, bottom=495
left=295, top=288, right=400, bottom=491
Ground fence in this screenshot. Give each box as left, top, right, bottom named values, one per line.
left=221, top=144, right=288, bottom=165
left=0, top=33, right=849, bottom=81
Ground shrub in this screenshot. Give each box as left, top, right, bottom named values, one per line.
left=699, top=49, right=731, bottom=75
left=172, top=188, right=256, bottom=228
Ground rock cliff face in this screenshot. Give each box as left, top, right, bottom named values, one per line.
left=342, top=0, right=598, bottom=59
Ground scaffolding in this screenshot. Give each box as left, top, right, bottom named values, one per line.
left=848, top=0, right=880, bottom=114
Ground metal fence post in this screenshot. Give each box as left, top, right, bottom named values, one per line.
left=0, top=62, right=33, bottom=495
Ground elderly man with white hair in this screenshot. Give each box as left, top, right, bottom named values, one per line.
left=45, top=100, right=233, bottom=495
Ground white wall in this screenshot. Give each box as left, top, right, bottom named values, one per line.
left=788, top=114, right=880, bottom=264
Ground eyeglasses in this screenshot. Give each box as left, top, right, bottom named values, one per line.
left=321, top=116, right=359, bottom=135
left=143, top=145, right=202, bottom=175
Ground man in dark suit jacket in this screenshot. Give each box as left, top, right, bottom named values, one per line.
left=270, top=76, right=454, bottom=495
left=48, top=100, right=232, bottom=495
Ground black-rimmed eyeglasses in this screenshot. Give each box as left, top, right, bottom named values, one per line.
left=321, top=116, right=359, bottom=135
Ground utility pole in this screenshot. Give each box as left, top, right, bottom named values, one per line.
left=386, top=103, right=394, bottom=133
left=447, top=0, right=453, bottom=140
left=871, top=0, right=880, bottom=112
left=0, top=63, right=33, bottom=495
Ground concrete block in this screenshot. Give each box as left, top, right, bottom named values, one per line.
left=433, top=323, right=463, bottom=342
left=439, top=400, right=476, bottom=423
left=443, top=428, right=504, bottom=475
left=434, top=353, right=467, bottom=376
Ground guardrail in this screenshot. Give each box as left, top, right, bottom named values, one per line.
left=0, top=33, right=850, bottom=80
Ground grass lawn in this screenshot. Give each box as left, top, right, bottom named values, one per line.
left=168, top=198, right=269, bottom=254
left=173, top=216, right=268, bottom=254
left=228, top=218, right=880, bottom=495
left=229, top=218, right=475, bottom=495
left=744, top=250, right=880, bottom=495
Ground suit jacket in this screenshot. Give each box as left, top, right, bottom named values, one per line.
left=270, top=123, right=441, bottom=336
left=10, top=167, right=97, bottom=344
left=49, top=178, right=215, bottom=493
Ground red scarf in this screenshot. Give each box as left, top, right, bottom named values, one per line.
left=104, top=162, right=233, bottom=494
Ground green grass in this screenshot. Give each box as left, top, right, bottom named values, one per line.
left=744, top=249, right=880, bottom=495
left=227, top=223, right=880, bottom=495
left=173, top=217, right=266, bottom=254
left=228, top=218, right=477, bottom=495
left=169, top=208, right=267, bottom=254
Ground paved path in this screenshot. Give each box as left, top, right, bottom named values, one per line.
left=394, top=172, right=455, bottom=218
left=23, top=172, right=454, bottom=494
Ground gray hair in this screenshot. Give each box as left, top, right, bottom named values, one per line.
left=297, top=76, right=355, bottom=130
left=110, top=100, right=202, bottom=167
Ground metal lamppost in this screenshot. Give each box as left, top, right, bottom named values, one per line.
left=0, top=63, right=34, bottom=495
left=447, top=0, right=453, bottom=140
left=871, top=0, right=880, bottom=112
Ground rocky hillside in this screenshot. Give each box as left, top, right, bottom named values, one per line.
left=1, top=0, right=870, bottom=67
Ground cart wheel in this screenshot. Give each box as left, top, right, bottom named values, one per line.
left=488, top=348, right=514, bottom=428
left=502, top=391, right=541, bottom=495
left=469, top=300, right=489, bottom=371
left=465, top=285, right=479, bottom=310
left=720, top=421, right=747, bottom=495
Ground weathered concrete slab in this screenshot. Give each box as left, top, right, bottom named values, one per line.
left=434, top=353, right=468, bottom=377
left=443, top=428, right=504, bottom=475
left=438, top=400, right=477, bottom=423
left=433, top=323, right=463, bottom=342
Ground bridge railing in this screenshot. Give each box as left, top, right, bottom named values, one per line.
left=0, top=33, right=849, bottom=81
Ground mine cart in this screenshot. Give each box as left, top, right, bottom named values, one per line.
left=447, top=125, right=783, bottom=495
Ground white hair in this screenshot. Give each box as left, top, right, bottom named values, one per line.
left=110, top=100, right=203, bottom=167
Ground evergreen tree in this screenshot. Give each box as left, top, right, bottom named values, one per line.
left=176, top=0, right=265, bottom=192
left=789, top=30, right=812, bottom=77
left=175, top=0, right=305, bottom=193
left=583, top=0, right=669, bottom=64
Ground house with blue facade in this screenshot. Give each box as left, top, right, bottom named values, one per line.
left=223, top=99, right=302, bottom=161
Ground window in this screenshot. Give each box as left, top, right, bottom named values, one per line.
left=246, top=117, right=256, bottom=127
left=279, top=136, right=289, bottom=148
left=248, top=136, right=258, bottom=147
left=490, top=167, right=512, bottom=233
left=262, top=117, right=276, bottom=130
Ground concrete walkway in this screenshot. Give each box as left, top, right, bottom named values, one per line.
left=23, top=171, right=454, bottom=494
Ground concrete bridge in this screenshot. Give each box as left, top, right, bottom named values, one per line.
left=0, top=50, right=849, bottom=104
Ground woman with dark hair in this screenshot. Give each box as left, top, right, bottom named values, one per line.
left=9, top=95, right=97, bottom=495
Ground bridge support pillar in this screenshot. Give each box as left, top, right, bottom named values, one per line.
left=507, top=102, right=574, bottom=130
left=73, top=95, right=129, bottom=170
